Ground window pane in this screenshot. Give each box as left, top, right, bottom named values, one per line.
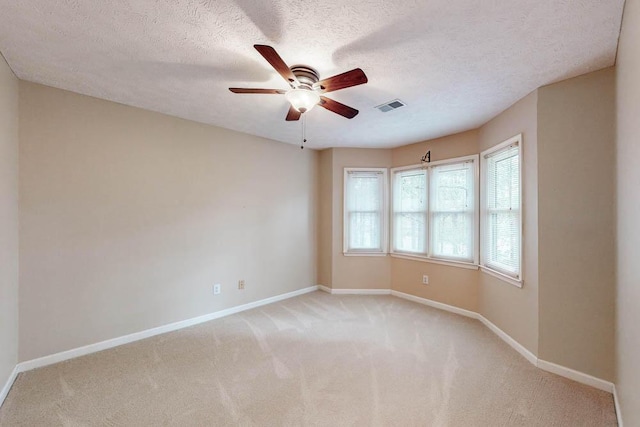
left=350, top=212, right=380, bottom=250
left=487, top=211, right=520, bottom=274
left=347, top=175, right=380, bottom=212
left=395, top=212, right=426, bottom=253
left=397, top=172, right=426, bottom=212
left=487, top=146, right=519, bottom=211
left=431, top=212, right=473, bottom=260
left=432, top=167, right=471, bottom=211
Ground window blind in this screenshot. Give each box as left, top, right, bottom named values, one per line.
left=429, top=161, right=475, bottom=262
left=483, top=144, right=521, bottom=277
left=392, top=169, right=428, bottom=254
left=345, top=171, right=385, bottom=252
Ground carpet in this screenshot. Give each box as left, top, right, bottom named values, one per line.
left=0, top=292, right=617, bottom=426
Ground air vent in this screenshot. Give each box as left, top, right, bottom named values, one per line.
left=375, top=99, right=406, bottom=113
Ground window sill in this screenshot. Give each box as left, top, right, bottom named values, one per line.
left=390, top=254, right=479, bottom=270
left=343, top=252, right=388, bottom=257
left=480, top=266, right=523, bottom=288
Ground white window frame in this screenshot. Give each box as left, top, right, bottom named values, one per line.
left=390, top=154, right=479, bottom=269
left=480, top=134, right=523, bottom=287
left=343, top=167, right=389, bottom=256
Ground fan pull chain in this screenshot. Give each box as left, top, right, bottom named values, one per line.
left=301, top=113, right=307, bottom=149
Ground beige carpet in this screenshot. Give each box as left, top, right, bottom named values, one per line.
left=0, top=292, right=617, bottom=426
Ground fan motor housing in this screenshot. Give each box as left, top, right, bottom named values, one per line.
left=290, top=65, right=320, bottom=87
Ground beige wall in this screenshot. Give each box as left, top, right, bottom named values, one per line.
left=18, top=82, right=318, bottom=361
left=330, top=148, right=392, bottom=289
left=392, top=130, right=479, bottom=167
left=537, top=68, right=616, bottom=381
left=317, top=149, right=333, bottom=286
left=391, top=131, right=480, bottom=312
left=478, top=91, right=539, bottom=354
left=615, top=0, right=640, bottom=423
left=0, top=55, right=19, bottom=390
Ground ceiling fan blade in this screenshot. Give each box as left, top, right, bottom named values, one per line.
left=285, top=105, right=302, bottom=121
left=254, top=44, right=299, bottom=88
left=314, top=68, right=368, bottom=93
left=229, top=88, right=286, bottom=94
left=319, top=96, right=359, bottom=119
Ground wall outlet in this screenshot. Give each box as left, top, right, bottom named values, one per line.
left=213, top=284, right=221, bottom=295
left=238, top=280, right=245, bottom=290
left=422, top=275, right=429, bottom=285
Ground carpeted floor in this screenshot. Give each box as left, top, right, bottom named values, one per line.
left=0, top=292, right=617, bottom=426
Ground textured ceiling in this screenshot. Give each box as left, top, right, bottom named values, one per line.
left=0, top=0, right=625, bottom=149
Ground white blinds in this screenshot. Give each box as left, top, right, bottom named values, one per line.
left=430, top=161, right=475, bottom=262
left=483, top=144, right=521, bottom=277
left=393, top=169, right=428, bottom=254
left=345, top=171, right=385, bottom=252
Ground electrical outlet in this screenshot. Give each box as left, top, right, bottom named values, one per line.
left=213, top=284, right=221, bottom=295
left=238, top=280, right=245, bottom=290
left=422, top=275, right=429, bottom=285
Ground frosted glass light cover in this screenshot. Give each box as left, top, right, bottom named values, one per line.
left=285, top=88, right=320, bottom=113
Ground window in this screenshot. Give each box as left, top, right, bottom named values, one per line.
left=481, top=134, right=522, bottom=284
left=343, top=168, right=388, bottom=254
left=391, top=155, right=478, bottom=265
left=430, top=161, right=476, bottom=262
left=392, top=168, right=428, bottom=255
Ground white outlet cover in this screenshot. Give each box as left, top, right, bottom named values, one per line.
left=213, top=284, right=221, bottom=295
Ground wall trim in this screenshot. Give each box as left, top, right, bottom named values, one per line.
left=390, top=290, right=478, bottom=319
left=389, top=290, right=614, bottom=395
left=318, top=285, right=332, bottom=294
left=329, top=288, right=391, bottom=295
left=318, top=286, right=391, bottom=295
left=536, top=359, right=614, bottom=393
left=477, top=315, right=538, bottom=365
left=0, top=365, right=19, bottom=409
left=16, top=285, right=319, bottom=374
left=613, top=384, right=624, bottom=427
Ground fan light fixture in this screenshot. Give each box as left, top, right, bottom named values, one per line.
left=286, top=88, right=320, bottom=113
left=229, top=45, right=367, bottom=121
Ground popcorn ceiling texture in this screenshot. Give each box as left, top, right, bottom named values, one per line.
left=0, top=0, right=624, bottom=149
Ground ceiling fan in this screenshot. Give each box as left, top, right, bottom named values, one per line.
left=229, top=45, right=368, bottom=121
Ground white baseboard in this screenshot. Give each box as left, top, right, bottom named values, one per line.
left=16, top=285, right=319, bottom=373
left=330, top=288, right=391, bottom=295
left=477, top=315, right=538, bottom=365
left=318, top=285, right=332, bottom=294
left=0, top=365, right=19, bottom=408
left=6, top=285, right=620, bottom=414
left=536, top=359, right=614, bottom=393
left=613, top=384, right=624, bottom=427
left=318, top=286, right=391, bottom=295
left=387, top=290, right=615, bottom=396
left=390, top=290, right=478, bottom=319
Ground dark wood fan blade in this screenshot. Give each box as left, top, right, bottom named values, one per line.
left=285, top=105, right=302, bottom=121
left=229, top=88, right=286, bottom=94
left=319, top=96, right=359, bottom=119
left=314, top=68, right=368, bottom=93
left=254, top=45, right=299, bottom=88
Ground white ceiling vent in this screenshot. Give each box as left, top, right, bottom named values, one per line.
left=375, top=99, right=406, bottom=113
